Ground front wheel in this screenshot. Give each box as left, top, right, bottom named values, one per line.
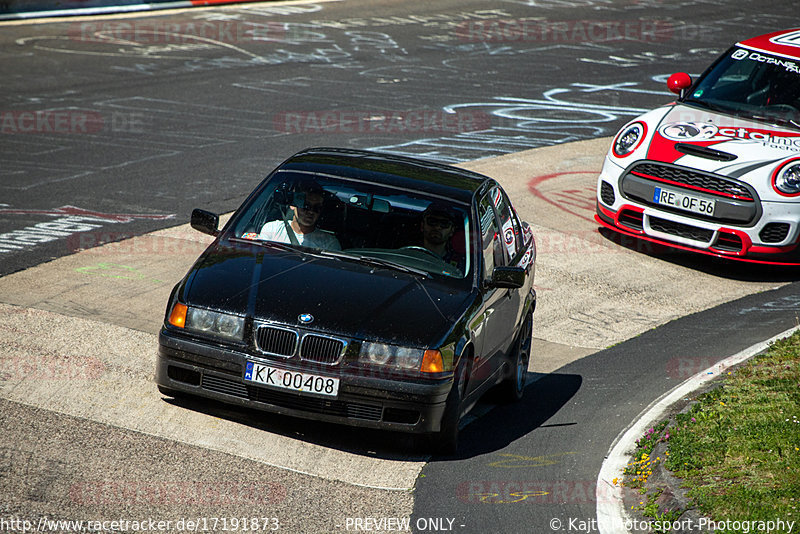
left=501, top=313, right=532, bottom=402
left=424, top=358, right=467, bottom=455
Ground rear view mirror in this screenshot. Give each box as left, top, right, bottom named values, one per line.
left=191, top=209, right=219, bottom=236
left=667, top=72, right=692, bottom=98
left=489, top=266, right=525, bottom=289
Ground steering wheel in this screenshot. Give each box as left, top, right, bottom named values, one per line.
left=399, top=245, right=441, bottom=259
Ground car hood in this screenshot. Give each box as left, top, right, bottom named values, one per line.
left=180, top=242, right=472, bottom=347
left=641, top=104, right=800, bottom=181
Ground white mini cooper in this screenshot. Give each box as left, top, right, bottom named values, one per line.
left=596, top=28, right=800, bottom=264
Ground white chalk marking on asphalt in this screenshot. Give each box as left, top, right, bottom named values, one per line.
left=595, top=324, right=800, bottom=534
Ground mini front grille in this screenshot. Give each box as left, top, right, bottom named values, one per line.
left=618, top=210, right=644, bottom=231
left=631, top=162, right=754, bottom=201
left=600, top=181, right=616, bottom=206
left=760, top=223, right=791, bottom=243
left=256, top=326, right=298, bottom=357
left=714, top=233, right=743, bottom=252
left=301, top=335, right=346, bottom=365
left=649, top=216, right=713, bottom=243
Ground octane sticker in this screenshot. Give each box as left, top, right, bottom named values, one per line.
left=658, top=121, right=800, bottom=151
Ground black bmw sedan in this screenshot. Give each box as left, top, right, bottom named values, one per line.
left=156, top=147, right=537, bottom=453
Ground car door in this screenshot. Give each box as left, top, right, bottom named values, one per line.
left=468, top=187, right=521, bottom=393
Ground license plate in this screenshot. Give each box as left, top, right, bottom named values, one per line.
left=653, top=187, right=715, bottom=216
left=244, top=361, right=339, bottom=397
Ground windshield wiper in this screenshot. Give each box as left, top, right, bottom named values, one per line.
left=316, top=249, right=431, bottom=278
left=749, top=113, right=800, bottom=130
left=230, top=237, right=301, bottom=253
left=683, top=98, right=729, bottom=114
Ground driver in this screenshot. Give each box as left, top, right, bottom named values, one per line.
left=259, top=180, right=341, bottom=250
left=420, top=203, right=464, bottom=272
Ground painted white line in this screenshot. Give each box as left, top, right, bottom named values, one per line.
left=595, top=324, right=800, bottom=534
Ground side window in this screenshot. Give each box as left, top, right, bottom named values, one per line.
left=491, top=187, right=522, bottom=262
left=478, top=191, right=506, bottom=280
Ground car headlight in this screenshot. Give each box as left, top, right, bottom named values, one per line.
left=167, top=302, right=244, bottom=341
left=773, top=160, right=800, bottom=196
left=359, top=342, right=423, bottom=370
left=613, top=122, right=646, bottom=157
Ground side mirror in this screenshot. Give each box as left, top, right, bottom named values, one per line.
left=667, top=72, right=692, bottom=99
left=191, top=208, right=219, bottom=236
left=488, top=266, right=525, bottom=289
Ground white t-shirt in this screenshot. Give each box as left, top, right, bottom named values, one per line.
left=259, top=220, right=341, bottom=250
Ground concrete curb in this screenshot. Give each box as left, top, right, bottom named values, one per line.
left=595, top=324, right=800, bottom=534
left=0, top=0, right=268, bottom=21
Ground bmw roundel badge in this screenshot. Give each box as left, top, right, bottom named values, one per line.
left=298, top=313, right=314, bottom=324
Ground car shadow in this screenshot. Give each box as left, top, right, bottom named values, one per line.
left=159, top=371, right=582, bottom=462
left=160, top=391, right=428, bottom=461
left=597, top=227, right=800, bottom=282
left=429, top=371, right=583, bottom=461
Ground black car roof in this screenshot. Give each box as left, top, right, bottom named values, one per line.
left=277, top=147, right=491, bottom=203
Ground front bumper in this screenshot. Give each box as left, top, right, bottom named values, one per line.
left=155, top=329, right=452, bottom=433
left=596, top=157, right=800, bottom=264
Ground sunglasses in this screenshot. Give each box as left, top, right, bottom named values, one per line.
left=424, top=217, right=453, bottom=229
left=299, top=202, right=323, bottom=214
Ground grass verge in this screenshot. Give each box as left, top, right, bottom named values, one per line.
left=621, top=331, right=800, bottom=531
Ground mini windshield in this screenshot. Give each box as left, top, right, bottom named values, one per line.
left=229, top=170, right=471, bottom=279
left=685, top=46, right=800, bottom=128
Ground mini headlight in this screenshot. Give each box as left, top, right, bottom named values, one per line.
left=359, top=342, right=424, bottom=370
left=613, top=122, right=646, bottom=157
left=773, top=161, right=800, bottom=196
left=185, top=307, right=245, bottom=341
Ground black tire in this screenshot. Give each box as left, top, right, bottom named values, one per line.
left=501, top=313, right=532, bottom=402
left=426, top=357, right=468, bottom=455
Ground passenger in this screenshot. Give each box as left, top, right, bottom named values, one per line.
left=420, top=203, right=464, bottom=272
left=259, top=180, right=341, bottom=250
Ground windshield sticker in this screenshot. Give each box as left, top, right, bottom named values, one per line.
left=659, top=121, right=800, bottom=151
left=733, top=49, right=800, bottom=76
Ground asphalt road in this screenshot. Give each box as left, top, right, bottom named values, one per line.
left=2, top=0, right=795, bottom=276
left=2, top=1, right=800, bottom=533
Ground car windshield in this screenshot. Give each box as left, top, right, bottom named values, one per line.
left=228, top=170, right=472, bottom=279
left=684, top=46, right=800, bottom=129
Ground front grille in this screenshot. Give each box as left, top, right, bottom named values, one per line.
left=199, top=373, right=383, bottom=422
left=300, top=335, right=346, bottom=365
left=618, top=210, right=644, bottom=231
left=630, top=162, right=754, bottom=200
left=760, top=223, right=791, bottom=243
left=714, top=233, right=743, bottom=252
left=650, top=216, right=714, bottom=243
left=202, top=373, right=248, bottom=397
left=600, top=181, right=616, bottom=206
left=249, top=383, right=382, bottom=421
left=255, top=326, right=298, bottom=357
